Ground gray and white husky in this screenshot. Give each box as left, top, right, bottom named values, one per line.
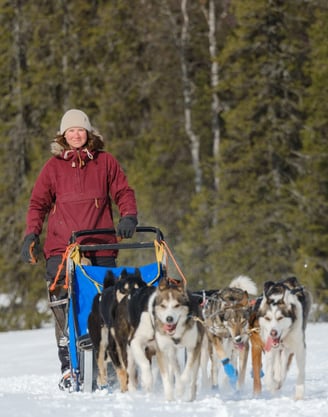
left=256, top=276, right=312, bottom=400
left=200, top=275, right=257, bottom=390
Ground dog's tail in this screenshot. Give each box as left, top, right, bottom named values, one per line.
left=229, top=275, right=257, bottom=295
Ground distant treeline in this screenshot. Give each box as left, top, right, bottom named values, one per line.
left=0, top=0, right=327, bottom=330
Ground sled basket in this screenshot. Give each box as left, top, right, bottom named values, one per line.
left=66, top=226, right=166, bottom=392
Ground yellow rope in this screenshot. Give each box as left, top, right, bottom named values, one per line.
left=69, top=244, right=81, bottom=265
left=144, top=239, right=166, bottom=286
left=51, top=237, right=182, bottom=293
left=76, top=265, right=103, bottom=294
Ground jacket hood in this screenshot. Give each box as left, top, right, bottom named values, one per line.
left=50, top=128, right=104, bottom=157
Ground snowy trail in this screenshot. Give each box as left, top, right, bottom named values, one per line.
left=0, top=323, right=327, bottom=417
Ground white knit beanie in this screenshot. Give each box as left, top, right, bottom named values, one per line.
left=60, top=109, right=92, bottom=134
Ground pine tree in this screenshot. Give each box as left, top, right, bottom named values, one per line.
left=296, top=2, right=328, bottom=309
left=208, top=0, right=312, bottom=286
left=0, top=0, right=326, bottom=328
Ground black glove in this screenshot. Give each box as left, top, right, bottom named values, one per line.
left=116, top=216, right=138, bottom=239
left=21, top=233, right=40, bottom=264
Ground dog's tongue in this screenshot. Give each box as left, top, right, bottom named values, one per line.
left=265, top=336, right=280, bottom=352
left=164, top=323, right=176, bottom=333
left=235, top=342, right=245, bottom=351
left=265, top=337, right=273, bottom=352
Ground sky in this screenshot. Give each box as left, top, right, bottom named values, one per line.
left=0, top=323, right=327, bottom=417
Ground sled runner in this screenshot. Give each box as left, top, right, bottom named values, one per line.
left=64, top=226, right=166, bottom=392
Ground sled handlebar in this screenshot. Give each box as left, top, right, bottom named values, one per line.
left=69, top=226, right=164, bottom=251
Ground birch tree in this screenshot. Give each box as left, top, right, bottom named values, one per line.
left=181, top=0, right=202, bottom=193
left=200, top=0, right=220, bottom=194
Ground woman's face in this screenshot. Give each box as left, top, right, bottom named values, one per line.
left=64, top=128, right=88, bottom=149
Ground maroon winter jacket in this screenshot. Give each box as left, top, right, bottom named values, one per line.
left=25, top=148, right=137, bottom=259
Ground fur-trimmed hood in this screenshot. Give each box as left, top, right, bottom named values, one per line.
left=50, top=128, right=105, bottom=157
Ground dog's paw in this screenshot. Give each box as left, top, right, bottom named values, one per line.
left=295, top=384, right=304, bottom=400
left=96, top=384, right=112, bottom=394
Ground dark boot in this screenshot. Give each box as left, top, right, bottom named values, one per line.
left=58, top=337, right=70, bottom=373
left=46, top=257, right=72, bottom=390
left=49, top=288, right=71, bottom=389
left=58, top=368, right=72, bottom=391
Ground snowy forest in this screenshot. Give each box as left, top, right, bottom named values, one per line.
left=0, top=0, right=327, bottom=330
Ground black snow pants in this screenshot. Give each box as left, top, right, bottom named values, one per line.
left=46, top=254, right=116, bottom=374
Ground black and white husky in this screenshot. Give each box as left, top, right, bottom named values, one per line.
left=127, top=277, right=204, bottom=401
left=255, top=276, right=312, bottom=400
left=88, top=268, right=146, bottom=391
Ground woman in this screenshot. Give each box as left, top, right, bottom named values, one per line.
left=21, top=109, right=138, bottom=390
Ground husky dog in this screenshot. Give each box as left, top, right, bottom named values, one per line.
left=251, top=276, right=312, bottom=400
left=200, top=275, right=257, bottom=390
left=153, top=278, right=204, bottom=401
left=88, top=271, right=116, bottom=389
left=128, top=277, right=204, bottom=401
left=126, top=285, right=157, bottom=393
left=88, top=268, right=146, bottom=391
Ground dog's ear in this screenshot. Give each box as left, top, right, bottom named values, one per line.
left=134, top=268, right=142, bottom=280
left=120, top=268, right=128, bottom=280
left=174, top=279, right=185, bottom=292
left=264, top=281, right=287, bottom=305
left=219, top=311, right=225, bottom=322
left=240, top=291, right=249, bottom=306
left=283, top=276, right=300, bottom=289
left=158, top=277, right=184, bottom=290
left=158, top=277, right=170, bottom=290
left=263, top=281, right=275, bottom=296
left=103, top=270, right=116, bottom=289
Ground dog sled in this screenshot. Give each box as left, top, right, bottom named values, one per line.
left=63, top=226, right=168, bottom=392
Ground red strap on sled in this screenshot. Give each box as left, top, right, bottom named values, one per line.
left=161, top=240, right=187, bottom=284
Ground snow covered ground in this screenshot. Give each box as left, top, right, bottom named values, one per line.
left=0, top=323, right=327, bottom=417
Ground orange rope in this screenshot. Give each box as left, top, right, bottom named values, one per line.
left=29, top=241, right=38, bottom=264
left=49, top=243, right=78, bottom=292
left=161, top=240, right=187, bottom=284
